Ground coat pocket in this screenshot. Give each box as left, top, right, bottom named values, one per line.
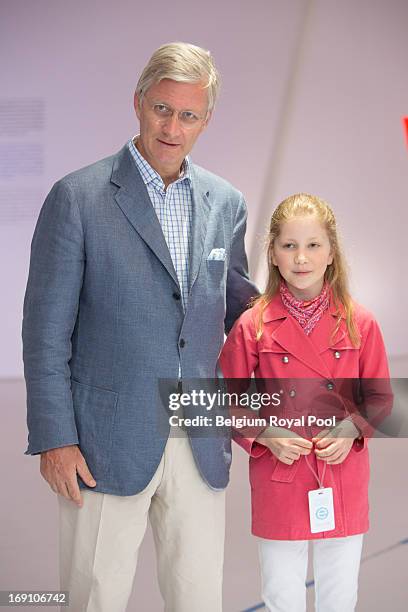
left=270, top=456, right=301, bottom=482
left=71, top=379, right=119, bottom=478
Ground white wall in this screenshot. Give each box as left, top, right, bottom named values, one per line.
left=1, top=1, right=407, bottom=377
left=1, top=3, right=408, bottom=610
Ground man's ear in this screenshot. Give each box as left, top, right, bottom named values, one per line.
left=201, top=109, right=212, bottom=131
left=134, top=92, right=141, bottom=120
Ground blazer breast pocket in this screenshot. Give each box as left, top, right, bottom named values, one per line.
left=71, top=379, right=119, bottom=478
left=206, top=257, right=227, bottom=285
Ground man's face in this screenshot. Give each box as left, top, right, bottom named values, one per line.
left=134, top=79, right=211, bottom=184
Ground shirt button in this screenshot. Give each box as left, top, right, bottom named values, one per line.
left=282, top=356, right=289, bottom=363
left=289, top=389, right=296, bottom=398
left=327, top=382, right=334, bottom=391
left=173, top=292, right=181, bottom=301
left=334, top=351, right=341, bottom=359
left=179, top=338, right=186, bottom=348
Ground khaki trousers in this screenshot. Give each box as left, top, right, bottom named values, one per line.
left=59, top=434, right=226, bottom=612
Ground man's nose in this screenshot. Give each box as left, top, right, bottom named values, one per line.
left=162, top=113, right=182, bottom=136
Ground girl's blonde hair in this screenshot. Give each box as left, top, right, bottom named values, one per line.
left=254, top=193, right=360, bottom=346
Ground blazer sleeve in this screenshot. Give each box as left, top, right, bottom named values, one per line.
left=22, top=179, right=84, bottom=454
left=218, top=311, right=268, bottom=457
left=224, top=194, right=258, bottom=334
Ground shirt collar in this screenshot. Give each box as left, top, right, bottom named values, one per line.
left=128, top=135, right=191, bottom=189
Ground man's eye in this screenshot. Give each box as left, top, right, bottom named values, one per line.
left=154, top=104, right=172, bottom=116
left=180, top=111, right=199, bottom=123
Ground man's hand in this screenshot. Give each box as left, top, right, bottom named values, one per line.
left=40, top=445, right=96, bottom=507
left=256, top=426, right=313, bottom=465
left=313, top=419, right=360, bottom=465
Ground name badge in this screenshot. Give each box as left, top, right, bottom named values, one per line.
left=308, top=487, right=335, bottom=533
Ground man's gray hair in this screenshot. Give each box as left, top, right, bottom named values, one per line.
left=135, top=42, right=220, bottom=112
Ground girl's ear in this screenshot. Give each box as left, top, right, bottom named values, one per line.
left=328, top=251, right=334, bottom=265
left=271, top=248, right=278, bottom=266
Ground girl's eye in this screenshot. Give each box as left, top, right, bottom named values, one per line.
left=309, top=243, right=320, bottom=248
left=283, top=243, right=295, bottom=249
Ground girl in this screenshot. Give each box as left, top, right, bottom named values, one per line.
left=218, top=193, right=390, bottom=612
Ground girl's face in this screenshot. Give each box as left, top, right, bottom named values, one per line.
left=272, top=215, right=333, bottom=300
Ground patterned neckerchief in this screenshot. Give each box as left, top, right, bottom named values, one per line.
left=279, top=280, right=330, bottom=335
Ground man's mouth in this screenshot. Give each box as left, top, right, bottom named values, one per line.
left=157, top=139, right=180, bottom=147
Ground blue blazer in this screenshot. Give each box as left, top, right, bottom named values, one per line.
left=22, top=144, right=257, bottom=495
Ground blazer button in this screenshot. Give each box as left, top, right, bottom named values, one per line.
left=179, top=338, right=186, bottom=348
left=334, top=351, right=341, bottom=359
left=327, top=382, right=334, bottom=390
left=282, top=356, right=289, bottom=363
left=173, top=292, right=181, bottom=301
left=289, top=389, right=296, bottom=398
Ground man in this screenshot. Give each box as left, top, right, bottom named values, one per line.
left=23, top=42, right=257, bottom=612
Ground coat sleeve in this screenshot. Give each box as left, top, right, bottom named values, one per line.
left=224, top=194, right=259, bottom=334
left=348, top=312, right=392, bottom=445
left=359, top=315, right=390, bottom=379
left=218, top=310, right=268, bottom=457
left=22, top=179, right=84, bottom=454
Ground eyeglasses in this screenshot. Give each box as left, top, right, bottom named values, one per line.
left=144, top=97, right=208, bottom=128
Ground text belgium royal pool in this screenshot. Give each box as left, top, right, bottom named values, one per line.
left=168, top=415, right=337, bottom=429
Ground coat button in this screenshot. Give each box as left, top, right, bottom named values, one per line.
left=289, top=389, right=296, bottom=398
left=282, top=356, right=289, bottom=363
left=327, top=382, right=334, bottom=390
left=179, top=338, right=186, bottom=348
left=173, top=292, right=181, bottom=301
left=334, top=351, right=341, bottom=359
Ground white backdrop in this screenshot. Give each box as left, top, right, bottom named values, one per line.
left=1, top=2, right=408, bottom=611
left=1, top=0, right=407, bottom=377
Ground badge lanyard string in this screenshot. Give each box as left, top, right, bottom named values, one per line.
left=305, top=454, right=327, bottom=489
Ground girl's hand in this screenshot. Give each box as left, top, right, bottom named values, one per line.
left=256, top=426, right=313, bottom=465
left=312, top=419, right=361, bottom=465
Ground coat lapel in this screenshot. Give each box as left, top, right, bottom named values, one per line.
left=188, top=165, right=211, bottom=292
left=264, top=295, right=349, bottom=378
left=111, top=145, right=179, bottom=288
left=309, top=309, right=353, bottom=354
left=271, top=316, right=333, bottom=378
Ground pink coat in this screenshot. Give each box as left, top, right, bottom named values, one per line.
left=218, top=293, right=390, bottom=540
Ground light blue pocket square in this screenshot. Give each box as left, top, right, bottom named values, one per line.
left=207, top=248, right=226, bottom=261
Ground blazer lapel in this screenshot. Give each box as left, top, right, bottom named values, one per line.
left=111, top=145, right=179, bottom=289
left=188, top=165, right=211, bottom=292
